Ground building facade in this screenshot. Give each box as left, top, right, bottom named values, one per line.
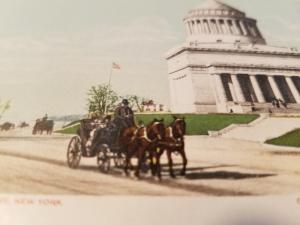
left=166, top=0, right=300, bottom=113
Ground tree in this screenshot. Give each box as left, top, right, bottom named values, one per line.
left=87, top=85, right=119, bottom=115
left=0, top=100, right=10, bottom=120
left=123, top=95, right=149, bottom=112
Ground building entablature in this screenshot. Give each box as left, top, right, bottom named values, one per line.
left=169, top=63, right=300, bottom=77
left=165, top=44, right=300, bottom=60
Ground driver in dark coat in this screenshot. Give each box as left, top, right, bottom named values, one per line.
left=114, top=99, right=135, bottom=130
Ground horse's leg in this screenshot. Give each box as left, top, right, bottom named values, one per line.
left=134, top=147, right=144, bottom=179
left=124, top=148, right=132, bottom=176
left=155, top=149, right=164, bottom=181
left=148, top=149, right=156, bottom=177
left=123, top=144, right=132, bottom=176
left=179, top=148, right=188, bottom=176
left=166, top=149, right=175, bottom=178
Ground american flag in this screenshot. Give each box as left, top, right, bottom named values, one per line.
left=112, top=62, right=121, bottom=70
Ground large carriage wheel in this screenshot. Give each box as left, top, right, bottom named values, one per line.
left=97, top=144, right=111, bottom=173
left=67, top=136, right=82, bottom=169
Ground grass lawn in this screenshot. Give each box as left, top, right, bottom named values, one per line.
left=56, top=123, right=80, bottom=135
left=56, top=113, right=258, bottom=135
left=266, top=129, right=300, bottom=148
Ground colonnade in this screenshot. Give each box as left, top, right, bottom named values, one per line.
left=213, top=73, right=300, bottom=105
left=186, top=18, right=261, bottom=38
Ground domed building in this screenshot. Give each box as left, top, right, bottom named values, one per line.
left=166, top=0, right=300, bottom=113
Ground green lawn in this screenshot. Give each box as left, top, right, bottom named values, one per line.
left=266, top=129, right=300, bottom=148
left=56, top=113, right=259, bottom=135
left=56, top=123, right=80, bottom=135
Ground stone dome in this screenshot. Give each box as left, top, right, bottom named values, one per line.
left=183, top=0, right=266, bottom=45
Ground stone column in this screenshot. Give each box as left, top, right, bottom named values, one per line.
left=226, top=20, right=232, bottom=34
left=228, top=81, right=238, bottom=102
left=239, top=20, right=248, bottom=35
left=231, top=74, right=246, bottom=102
left=249, top=75, right=265, bottom=103
left=191, top=21, right=196, bottom=34
left=185, top=22, right=191, bottom=35
left=216, top=20, right=223, bottom=34
left=231, top=20, right=239, bottom=35
left=234, top=20, right=242, bottom=35
left=206, top=20, right=212, bottom=34
left=268, top=75, right=284, bottom=100
left=194, top=20, right=200, bottom=34
left=187, top=21, right=192, bottom=35
left=197, top=21, right=202, bottom=34
left=213, top=74, right=227, bottom=103
left=286, top=76, right=300, bottom=103
left=202, top=20, right=208, bottom=34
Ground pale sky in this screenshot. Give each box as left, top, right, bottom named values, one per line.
left=0, top=0, right=300, bottom=122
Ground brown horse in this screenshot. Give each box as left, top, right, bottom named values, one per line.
left=122, top=119, right=165, bottom=179
left=158, top=116, right=187, bottom=178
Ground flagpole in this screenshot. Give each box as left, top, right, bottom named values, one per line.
left=104, top=63, right=113, bottom=115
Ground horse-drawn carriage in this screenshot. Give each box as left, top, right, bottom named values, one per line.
left=66, top=115, right=188, bottom=180
left=32, top=119, right=54, bottom=135
left=67, top=119, right=125, bottom=173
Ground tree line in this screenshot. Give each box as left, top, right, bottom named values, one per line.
left=87, top=84, right=150, bottom=115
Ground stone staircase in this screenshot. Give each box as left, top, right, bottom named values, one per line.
left=220, top=116, right=300, bottom=142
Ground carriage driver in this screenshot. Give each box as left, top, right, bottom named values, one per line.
left=114, top=99, right=135, bottom=130
left=42, top=114, right=48, bottom=122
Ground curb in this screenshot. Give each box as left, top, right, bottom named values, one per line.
left=263, top=143, right=300, bottom=153
left=208, top=113, right=268, bottom=137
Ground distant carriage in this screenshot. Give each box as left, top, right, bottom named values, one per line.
left=19, top=122, right=29, bottom=128
left=0, top=122, right=15, bottom=131
left=66, top=119, right=125, bottom=173
left=32, top=119, right=54, bottom=135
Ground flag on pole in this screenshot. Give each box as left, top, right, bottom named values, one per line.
left=112, top=62, right=121, bottom=70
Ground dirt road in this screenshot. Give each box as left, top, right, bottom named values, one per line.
left=0, top=128, right=300, bottom=196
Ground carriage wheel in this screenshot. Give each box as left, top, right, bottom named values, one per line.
left=67, top=136, right=82, bottom=169
left=113, top=153, right=125, bottom=168
left=97, top=144, right=111, bottom=173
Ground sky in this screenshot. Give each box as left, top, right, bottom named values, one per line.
left=0, top=0, right=300, bottom=122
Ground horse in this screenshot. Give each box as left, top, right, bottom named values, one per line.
left=158, top=116, right=187, bottom=178
left=122, top=118, right=165, bottom=179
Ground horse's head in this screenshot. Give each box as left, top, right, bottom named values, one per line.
left=172, top=116, right=186, bottom=138
left=147, top=118, right=165, bottom=141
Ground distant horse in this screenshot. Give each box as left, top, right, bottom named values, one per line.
left=122, top=119, right=165, bottom=179
left=32, top=119, right=54, bottom=135
left=0, top=122, right=15, bottom=131
left=158, top=116, right=187, bottom=178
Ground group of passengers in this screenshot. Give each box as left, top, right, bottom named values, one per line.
left=85, top=99, right=135, bottom=154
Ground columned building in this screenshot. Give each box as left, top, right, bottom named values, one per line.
left=166, top=0, right=300, bottom=113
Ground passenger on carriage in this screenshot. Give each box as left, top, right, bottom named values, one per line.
left=86, top=114, right=117, bottom=155
left=86, top=112, right=105, bottom=153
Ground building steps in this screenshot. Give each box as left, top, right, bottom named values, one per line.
left=220, top=117, right=300, bottom=142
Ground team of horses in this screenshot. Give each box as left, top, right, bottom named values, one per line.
left=120, top=116, right=187, bottom=180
